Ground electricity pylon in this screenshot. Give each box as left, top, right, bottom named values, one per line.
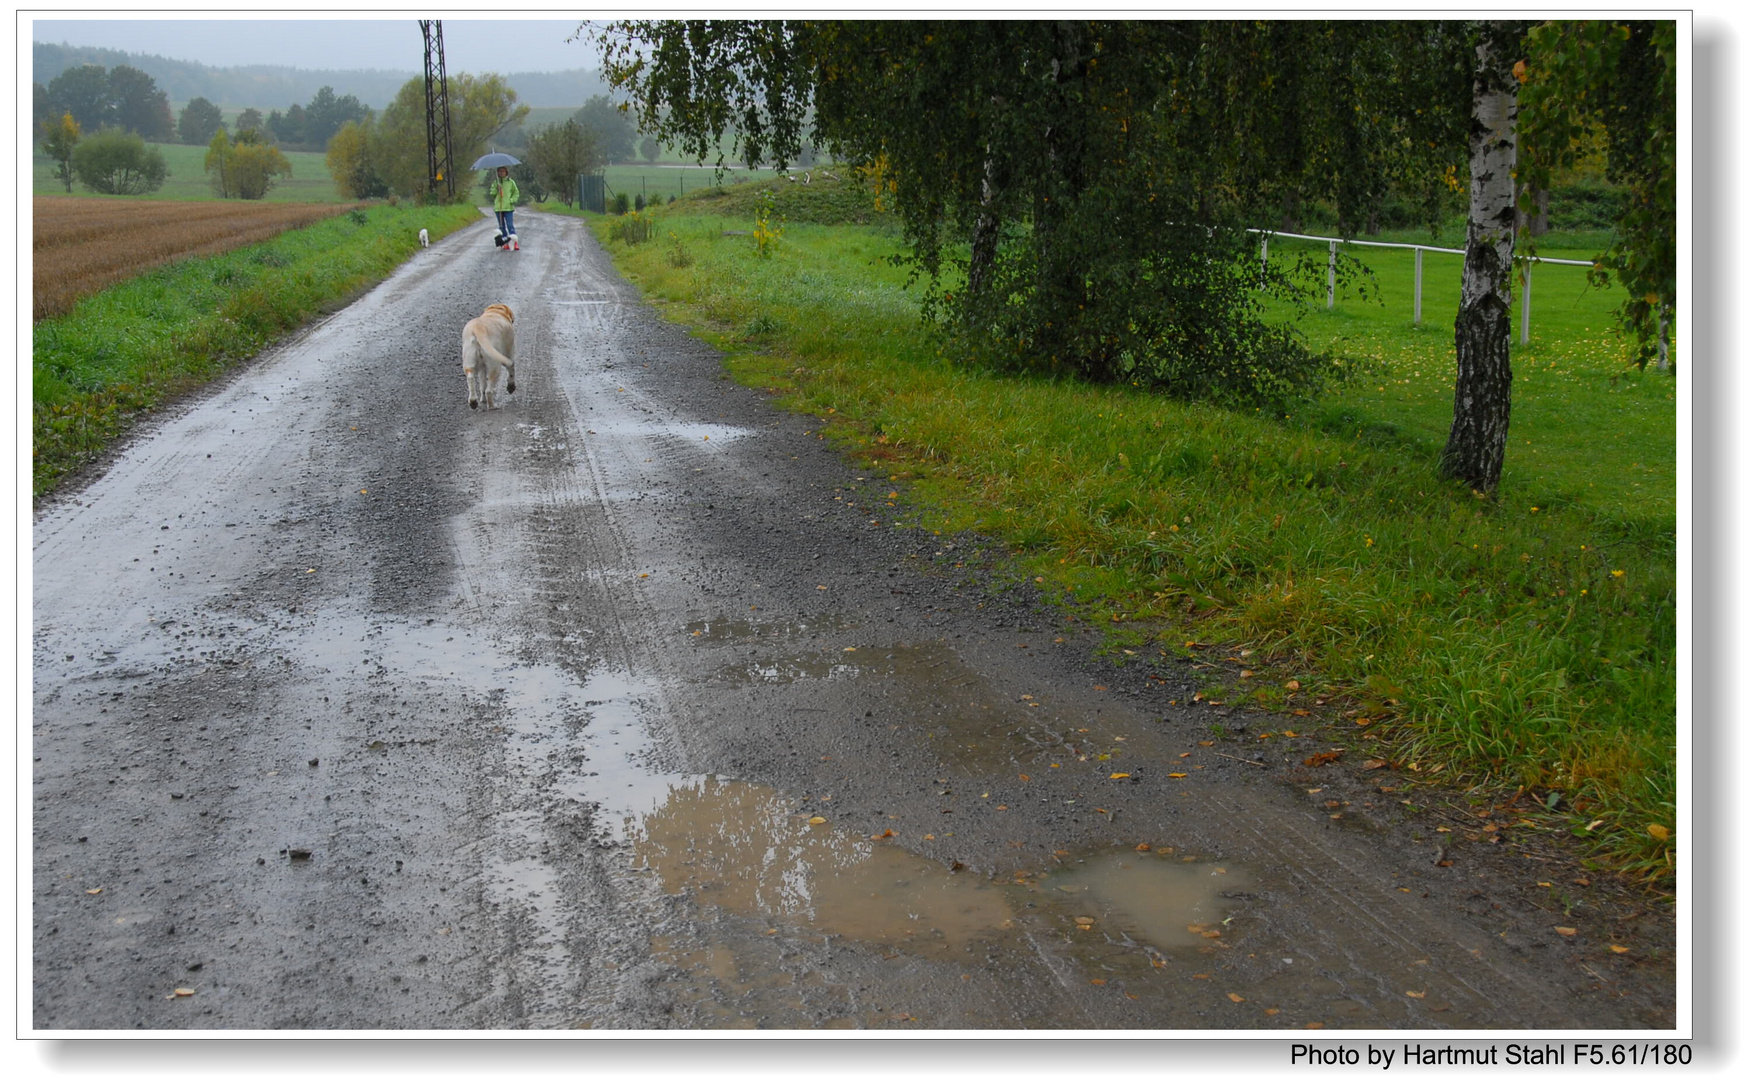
left=419, top=20, right=454, bottom=201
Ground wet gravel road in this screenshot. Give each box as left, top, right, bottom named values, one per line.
left=31, top=210, right=1675, bottom=1031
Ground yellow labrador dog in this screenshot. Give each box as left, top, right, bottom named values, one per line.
left=461, top=303, right=516, bottom=410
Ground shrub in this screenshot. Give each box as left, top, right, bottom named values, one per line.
left=70, top=128, right=167, bottom=195
left=613, top=209, right=653, bottom=245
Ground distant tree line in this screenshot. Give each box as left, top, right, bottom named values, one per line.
left=34, top=41, right=611, bottom=111
left=36, top=62, right=174, bottom=140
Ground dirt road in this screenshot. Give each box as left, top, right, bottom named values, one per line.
left=30, top=209, right=1675, bottom=1031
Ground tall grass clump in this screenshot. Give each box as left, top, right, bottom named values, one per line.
left=592, top=186, right=1676, bottom=882
left=33, top=201, right=482, bottom=498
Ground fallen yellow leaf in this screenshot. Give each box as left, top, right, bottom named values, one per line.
left=1609, top=944, right=1631, bottom=954
left=1406, top=990, right=1426, bottom=999
left=1110, top=772, right=1132, bottom=780
left=807, top=816, right=826, bottom=825
left=1647, top=824, right=1671, bottom=841
left=1555, top=926, right=1578, bottom=937
left=1167, top=772, right=1188, bottom=779
left=1228, top=993, right=1245, bottom=1003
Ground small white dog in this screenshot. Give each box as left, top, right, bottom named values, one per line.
left=418, top=228, right=430, bottom=248
left=461, top=303, right=516, bottom=410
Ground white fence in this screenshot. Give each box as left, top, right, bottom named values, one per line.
left=1256, top=230, right=1596, bottom=349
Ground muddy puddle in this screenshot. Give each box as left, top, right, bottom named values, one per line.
left=626, top=775, right=1252, bottom=960
left=1038, top=850, right=1256, bottom=954
left=631, top=776, right=1015, bottom=953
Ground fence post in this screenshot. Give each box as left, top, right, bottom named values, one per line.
left=1327, top=240, right=1337, bottom=310
left=1414, top=247, right=1424, bottom=324
left=1260, top=234, right=1269, bottom=288
left=1519, top=258, right=1533, bottom=346
left=1657, top=317, right=1670, bottom=372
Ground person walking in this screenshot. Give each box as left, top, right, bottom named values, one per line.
left=491, top=165, right=520, bottom=251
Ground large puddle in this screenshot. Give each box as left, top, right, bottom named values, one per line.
left=630, top=776, right=1016, bottom=953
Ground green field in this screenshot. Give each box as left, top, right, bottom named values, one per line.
left=32, top=141, right=346, bottom=203
left=589, top=181, right=1677, bottom=881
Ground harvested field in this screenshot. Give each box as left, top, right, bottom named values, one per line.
left=33, top=197, right=360, bottom=321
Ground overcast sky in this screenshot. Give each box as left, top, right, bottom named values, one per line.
left=30, top=15, right=603, bottom=74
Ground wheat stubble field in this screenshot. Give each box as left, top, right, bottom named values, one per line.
left=32, top=196, right=358, bottom=321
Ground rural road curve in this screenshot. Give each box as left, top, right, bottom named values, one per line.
left=31, top=209, right=1674, bottom=1031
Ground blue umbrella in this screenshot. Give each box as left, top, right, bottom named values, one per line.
left=472, top=152, right=522, bottom=170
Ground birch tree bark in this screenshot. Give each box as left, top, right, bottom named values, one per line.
left=1440, top=21, right=1523, bottom=494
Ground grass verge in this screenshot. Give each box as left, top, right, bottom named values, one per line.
left=591, top=187, right=1677, bottom=883
left=32, top=201, right=483, bottom=499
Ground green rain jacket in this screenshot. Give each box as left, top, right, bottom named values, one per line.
left=491, top=174, right=519, bottom=212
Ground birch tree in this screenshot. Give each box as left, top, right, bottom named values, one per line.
left=1440, top=21, right=1526, bottom=494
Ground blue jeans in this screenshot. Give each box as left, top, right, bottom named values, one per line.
left=496, top=209, right=515, bottom=238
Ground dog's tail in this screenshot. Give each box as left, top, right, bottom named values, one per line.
left=467, top=325, right=516, bottom=394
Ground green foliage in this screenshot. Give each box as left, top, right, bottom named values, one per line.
left=751, top=189, right=782, bottom=257
left=40, top=112, right=81, bottom=193
left=302, top=86, right=370, bottom=149
left=106, top=65, right=174, bottom=140
left=572, top=94, right=639, bottom=162
left=611, top=209, right=654, bottom=245
left=70, top=128, right=167, bottom=195
left=324, top=120, right=387, bottom=199
left=1518, top=20, right=1677, bottom=368
left=204, top=129, right=294, bottom=200
left=44, top=63, right=174, bottom=139
left=178, top=96, right=225, bottom=146
left=526, top=119, right=600, bottom=207
left=44, top=64, right=112, bottom=132
left=597, top=20, right=1481, bottom=407
left=373, top=73, right=529, bottom=200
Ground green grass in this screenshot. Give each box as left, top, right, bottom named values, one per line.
left=603, top=163, right=782, bottom=204
left=32, top=201, right=482, bottom=497
left=592, top=183, right=1677, bottom=882
left=33, top=142, right=347, bottom=203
